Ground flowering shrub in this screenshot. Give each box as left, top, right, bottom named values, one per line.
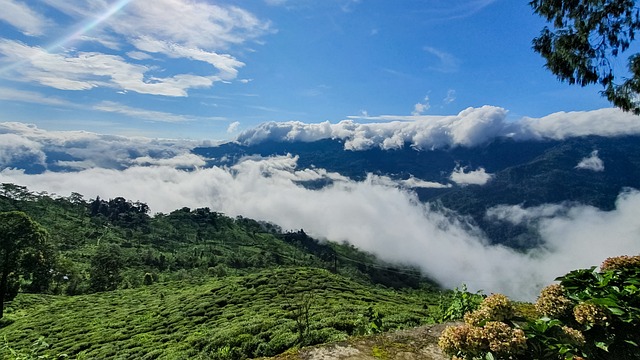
left=483, top=321, right=527, bottom=356
left=463, top=294, right=515, bottom=326
left=438, top=254, right=640, bottom=360
left=535, top=284, right=573, bottom=318
left=600, top=254, right=640, bottom=272
left=572, top=303, right=608, bottom=327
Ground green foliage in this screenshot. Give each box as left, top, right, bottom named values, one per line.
left=530, top=0, right=640, bottom=114
left=439, top=255, right=640, bottom=360
left=441, top=284, right=485, bottom=322
left=89, top=243, right=124, bottom=292
left=354, top=306, right=385, bottom=336
left=0, top=184, right=444, bottom=358
left=0, top=211, right=49, bottom=318
left=0, top=267, right=439, bottom=359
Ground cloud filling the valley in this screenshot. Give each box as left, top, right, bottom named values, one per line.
left=1, top=109, right=639, bottom=300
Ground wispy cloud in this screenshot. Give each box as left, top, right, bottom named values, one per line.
left=0, top=0, right=51, bottom=36
left=0, top=40, right=214, bottom=96
left=94, top=101, right=226, bottom=123
left=0, top=87, right=73, bottom=107
left=443, top=89, right=456, bottom=105
left=417, top=0, right=498, bottom=21
left=424, top=46, right=460, bottom=73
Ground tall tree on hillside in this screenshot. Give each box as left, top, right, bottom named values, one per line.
left=90, top=243, right=124, bottom=292
left=530, top=0, right=640, bottom=113
left=0, top=211, right=49, bottom=318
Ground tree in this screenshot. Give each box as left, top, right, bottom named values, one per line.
left=0, top=211, right=48, bottom=318
left=89, top=243, right=124, bottom=292
left=530, top=0, right=640, bottom=113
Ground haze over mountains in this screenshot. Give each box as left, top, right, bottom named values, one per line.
left=1, top=106, right=640, bottom=300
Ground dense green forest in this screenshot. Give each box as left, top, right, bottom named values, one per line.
left=0, top=183, right=443, bottom=359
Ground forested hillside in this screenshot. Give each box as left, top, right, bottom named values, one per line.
left=0, top=183, right=442, bottom=359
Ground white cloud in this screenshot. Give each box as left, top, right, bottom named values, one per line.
left=130, top=153, right=206, bottom=168
left=1, top=124, right=639, bottom=300
left=94, top=101, right=193, bottom=123
left=2, top=152, right=638, bottom=301
left=0, top=122, right=201, bottom=170
left=449, top=165, right=492, bottom=186
left=0, top=40, right=213, bottom=96
left=237, top=107, right=640, bottom=151
left=238, top=106, right=508, bottom=150
left=486, top=203, right=567, bottom=226
left=1, top=1, right=272, bottom=96
left=401, top=176, right=451, bottom=189
left=129, top=36, right=245, bottom=81
left=0, top=133, right=46, bottom=167
left=227, top=121, right=241, bottom=134
left=126, top=51, right=153, bottom=60
left=412, top=96, right=430, bottom=116
left=0, top=87, right=72, bottom=106
left=0, top=0, right=50, bottom=36
left=575, top=150, right=605, bottom=172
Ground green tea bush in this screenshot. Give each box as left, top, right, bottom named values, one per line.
left=439, top=255, right=640, bottom=360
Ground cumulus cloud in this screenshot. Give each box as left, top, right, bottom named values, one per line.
left=2, top=154, right=638, bottom=301
left=412, top=96, right=431, bottom=116
left=449, top=165, right=492, bottom=186
left=237, top=106, right=640, bottom=150
left=575, top=150, right=605, bottom=172
left=238, top=106, right=508, bottom=150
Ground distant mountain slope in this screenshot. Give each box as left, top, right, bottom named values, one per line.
left=194, top=135, right=640, bottom=248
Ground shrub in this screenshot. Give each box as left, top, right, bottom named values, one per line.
left=440, top=284, right=485, bottom=322
left=534, top=284, right=573, bottom=319
left=439, top=254, right=640, bottom=360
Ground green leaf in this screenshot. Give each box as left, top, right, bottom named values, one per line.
left=485, top=352, right=495, bottom=360
left=624, top=340, right=638, bottom=347
left=608, top=307, right=625, bottom=316
left=595, top=342, right=609, bottom=351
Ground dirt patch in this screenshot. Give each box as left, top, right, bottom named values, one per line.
left=256, top=323, right=455, bottom=360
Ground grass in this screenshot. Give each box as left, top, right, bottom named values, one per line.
left=1, top=267, right=440, bottom=359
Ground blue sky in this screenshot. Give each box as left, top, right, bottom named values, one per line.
left=0, top=0, right=614, bottom=140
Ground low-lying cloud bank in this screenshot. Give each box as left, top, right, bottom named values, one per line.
left=236, top=106, right=640, bottom=150
left=0, top=122, right=208, bottom=170
left=2, top=155, right=638, bottom=301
